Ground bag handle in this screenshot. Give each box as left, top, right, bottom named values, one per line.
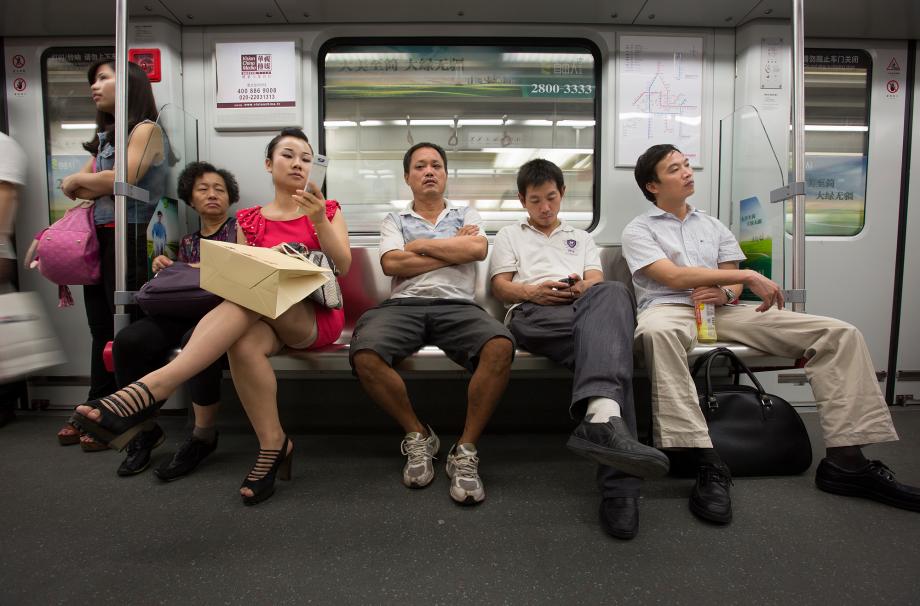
left=691, top=346, right=770, bottom=412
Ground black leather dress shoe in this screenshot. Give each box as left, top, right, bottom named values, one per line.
left=116, top=424, right=165, bottom=476
left=599, top=496, right=639, bottom=540
left=815, top=458, right=920, bottom=512
left=567, top=415, right=670, bottom=478
left=154, top=432, right=218, bottom=482
left=689, top=463, right=733, bottom=524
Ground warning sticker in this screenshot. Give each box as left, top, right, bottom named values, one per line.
left=887, top=58, right=901, bottom=73
left=12, top=77, right=26, bottom=92
left=887, top=80, right=900, bottom=94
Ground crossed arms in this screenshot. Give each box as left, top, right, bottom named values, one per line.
left=381, top=224, right=487, bottom=278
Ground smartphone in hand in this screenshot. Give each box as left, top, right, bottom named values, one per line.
left=307, top=154, right=329, bottom=194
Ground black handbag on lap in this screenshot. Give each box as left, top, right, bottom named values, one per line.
left=690, top=347, right=813, bottom=476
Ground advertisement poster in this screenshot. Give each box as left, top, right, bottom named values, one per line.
left=792, top=155, right=867, bottom=236
left=738, top=196, right=771, bottom=300
left=324, top=45, right=595, bottom=101
left=146, top=198, right=179, bottom=274
left=46, top=155, right=89, bottom=222
left=215, top=41, right=297, bottom=109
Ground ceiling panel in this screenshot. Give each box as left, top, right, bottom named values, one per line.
left=159, top=0, right=286, bottom=26
left=634, top=0, right=762, bottom=27
left=804, top=0, right=920, bottom=39
left=274, top=0, right=648, bottom=24
left=736, top=0, right=792, bottom=27
left=128, top=1, right=181, bottom=25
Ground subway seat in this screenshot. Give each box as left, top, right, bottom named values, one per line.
left=265, top=246, right=797, bottom=375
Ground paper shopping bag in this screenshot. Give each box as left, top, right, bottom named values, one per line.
left=0, top=292, right=67, bottom=382
left=199, top=240, right=332, bottom=319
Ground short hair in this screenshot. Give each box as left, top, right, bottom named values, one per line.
left=516, top=159, right=565, bottom=196
left=176, top=161, right=240, bottom=206
left=402, top=142, right=448, bottom=174
left=634, top=144, right=680, bottom=203
left=265, top=127, right=312, bottom=159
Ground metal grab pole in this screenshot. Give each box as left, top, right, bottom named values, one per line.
left=792, top=0, right=806, bottom=312
left=113, top=0, right=129, bottom=329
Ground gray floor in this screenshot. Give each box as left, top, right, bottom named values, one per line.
left=1, top=410, right=920, bottom=605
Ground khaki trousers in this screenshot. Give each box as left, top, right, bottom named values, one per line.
left=635, top=303, right=898, bottom=449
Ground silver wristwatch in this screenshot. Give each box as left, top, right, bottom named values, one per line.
left=720, top=286, right=738, bottom=304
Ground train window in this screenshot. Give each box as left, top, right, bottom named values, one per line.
left=41, top=47, right=115, bottom=222
left=320, top=40, right=599, bottom=234
left=794, top=49, right=871, bottom=236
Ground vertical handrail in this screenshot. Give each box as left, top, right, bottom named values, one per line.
left=114, top=0, right=127, bottom=298
left=791, top=0, right=806, bottom=312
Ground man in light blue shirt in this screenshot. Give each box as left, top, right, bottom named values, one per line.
left=350, top=142, right=514, bottom=506
left=622, top=143, right=914, bottom=525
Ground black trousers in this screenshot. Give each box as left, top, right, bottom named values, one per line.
left=113, top=316, right=225, bottom=405
left=82, top=225, right=147, bottom=399
left=510, top=282, right=641, bottom=498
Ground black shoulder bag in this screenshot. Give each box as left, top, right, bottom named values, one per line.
left=690, top=347, right=813, bottom=476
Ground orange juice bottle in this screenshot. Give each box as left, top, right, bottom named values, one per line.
left=695, top=302, right=717, bottom=343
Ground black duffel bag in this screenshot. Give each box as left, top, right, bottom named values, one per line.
left=690, top=347, right=813, bottom=476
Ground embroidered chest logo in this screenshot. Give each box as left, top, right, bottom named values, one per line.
left=564, top=238, right=578, bottom=255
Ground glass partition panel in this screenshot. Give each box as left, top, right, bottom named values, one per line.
left=321, top=42, right=599, bottom=234
left=126, top=103, right=199, bottom=286
left=719, top=105, right=787, bottom=299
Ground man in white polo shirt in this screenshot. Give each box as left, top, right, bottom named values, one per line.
left=490, top=159, right=669, bottom=540
left=350, top=142, right=514, bottom=506
left=622, top=143, right=918, bottom=525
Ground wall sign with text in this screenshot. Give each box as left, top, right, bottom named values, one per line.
left=213, top=40, right=301, bottom=131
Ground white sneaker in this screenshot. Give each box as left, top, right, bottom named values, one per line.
left=400, top=426, right=440, bottom=488
left=446, top=443, right=485, bottom=505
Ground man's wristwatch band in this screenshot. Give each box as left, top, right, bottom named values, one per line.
left=720, top=286, right=738, bottom=304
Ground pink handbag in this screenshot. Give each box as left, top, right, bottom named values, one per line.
left=25, top=201, right=101, bottom=307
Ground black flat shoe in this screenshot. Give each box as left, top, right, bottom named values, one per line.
left=690, top=463, right=733, bottom=524
left=566, top=415, right=670, bottom=478
left=117, top=424, right=166, bottom=477
left=240, top=437, right=293, bottom=506
left=599, top=496, right=639, bottom=540
left=815, top=458, right=920, bottom=512
left=69, top=381, right=164, bottom=451
left=155, top=432, right=219, bottom=482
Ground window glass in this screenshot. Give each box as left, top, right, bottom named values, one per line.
left=42, top=47, right=115, bottom=221
left=321, top=42, right=599, bottom=233
left=789, top=49, right=871, bottom=236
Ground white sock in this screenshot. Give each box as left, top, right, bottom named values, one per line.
left=586, top=397, right=621, bottom=422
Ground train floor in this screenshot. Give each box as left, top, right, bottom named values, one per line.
left=2, top=409, right=920, bottom=604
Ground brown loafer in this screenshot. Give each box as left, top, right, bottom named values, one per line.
left=57, top=422, right=81, bottom=446
left=80, top=433, right=109, bottom=452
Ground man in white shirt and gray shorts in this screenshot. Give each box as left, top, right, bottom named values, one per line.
left=350, top=142, right=514, bottom=506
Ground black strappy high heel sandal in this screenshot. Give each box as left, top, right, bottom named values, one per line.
left=240, top=436, right=293, bottom=506
left=68, top=381, right=164, bottom=451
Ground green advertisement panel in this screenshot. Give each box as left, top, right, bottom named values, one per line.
left=324, top=45, right=595, bottom=100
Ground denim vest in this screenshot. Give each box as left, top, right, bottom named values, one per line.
left=92, top=120, right=170, bottom=225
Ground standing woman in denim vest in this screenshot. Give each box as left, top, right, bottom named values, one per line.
left=56, top=60, right=169, bottom=449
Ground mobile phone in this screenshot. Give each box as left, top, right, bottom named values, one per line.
left=306, top=154, right=329, bottom=194
left=559, top=277, right=576, bottom=286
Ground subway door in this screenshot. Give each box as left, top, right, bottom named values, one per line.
left=778, top=41, right=908, bottom=399
left=894, top=44, right=920, bottom=406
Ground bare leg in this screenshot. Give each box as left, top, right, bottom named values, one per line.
left=458, top=337, right=513, bottom=445
left=228, top=320, right=292, bottom=498
left=353, top=350, right=426, bottom=435
left=76, top=300, right=261, bottom=422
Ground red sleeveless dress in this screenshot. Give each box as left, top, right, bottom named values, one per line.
left=236, top=201, right=345, bottom=349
